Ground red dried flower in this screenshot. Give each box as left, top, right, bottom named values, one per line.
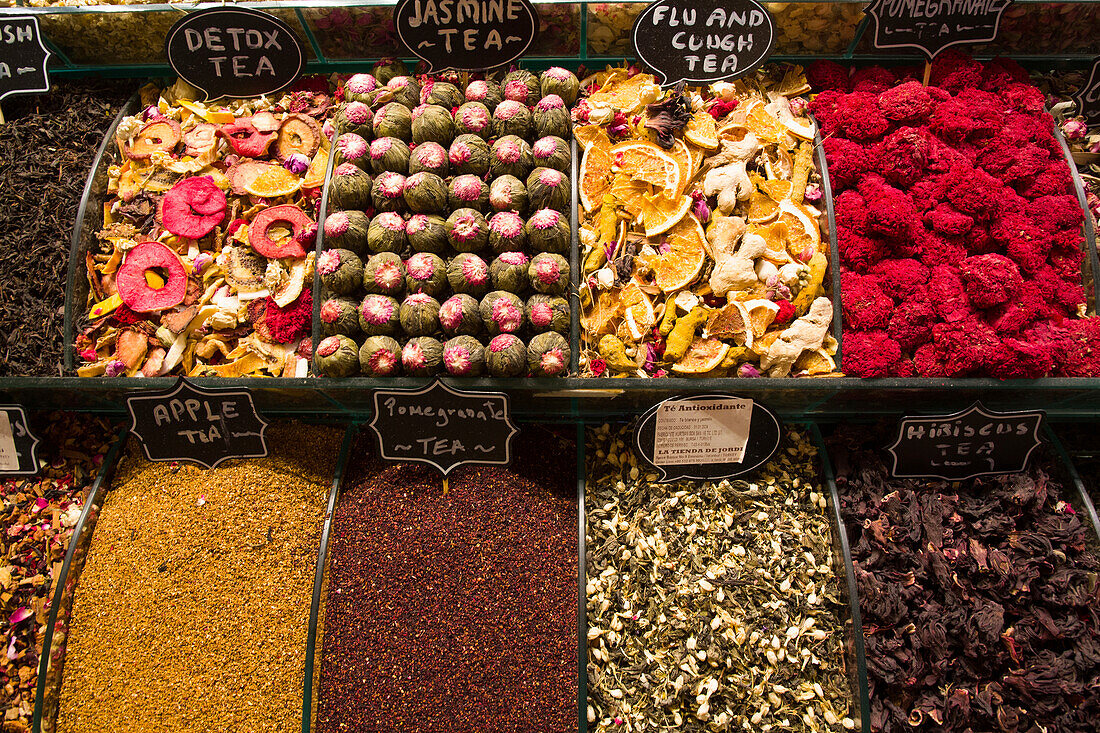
left=850, top=66, right=897, bottom=94
left=841, top=272, right=893, bottom=331
left=264, top=288, right=313, bottom=343
left=989, top=283, right=1052, bottom=335
left=773, top=300, right=796, bottom=325
left=823, top=138, right=874, bottom=190
left=932, top=317, right=1012, bottom=376
left=928, top=265, right=975, bottom=323
left=926, top=205, right=974, bottom=237
left=834, top=93, right=892, bottom=142
left=837, top=227, right=886, bottom=271
left=1027, top=195, right=1084, bottom=231
left=833, top=190, right=869, bottom=233
left=929, top=49, right=984, bottom=94
left=888, top=297, right=937, bottom=352
left=806, top=60, right=851, bottom=92
left=870, top=258, right=929, bottom=301
left=876, top=81, right=934, bottom=123
left=913, top=342, right=950, bottom=377
left=857, top=176, right=918, bottom=240
left=841, top=330, right=902, bottom=377
left=959, top=254, right=1023, bottom=309
left=1000, top=83, right=1046, bottom=114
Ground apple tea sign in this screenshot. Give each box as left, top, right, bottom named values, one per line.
left=863, top=0, right=1013, bottom=60
left=394, top=0, right=539, bottom=72
left=165, top=7, right=304, bottom=101
left=632, top=0, right=776, bottom=87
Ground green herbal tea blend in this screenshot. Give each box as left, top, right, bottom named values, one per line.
left=586, top=424, right=856, bottom=732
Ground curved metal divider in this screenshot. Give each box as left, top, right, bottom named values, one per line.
left=1052, top=123, right=1100, bottom=313
left=300, top=421, right=357, bottom=733
left=807, top=421, right=871, bottom=733
left=61, top=91, right=140, bottom=372
left=1044, top=424, right=1100, bottom=543
left=576, top=421, right=588, bottom=733
left=812, top=121, right=844, bottom=368
left=30, top=432, right=127, bottom=733
left=309, top=119, right=342, bottom=378
left=570, top=136, right=582, bottom=376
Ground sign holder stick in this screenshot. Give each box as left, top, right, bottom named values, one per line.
left=0, top=105, right=5, bottom=125
left=442, top=477, right=449, bottom=494
left=922, top=62, right=932, bottom=87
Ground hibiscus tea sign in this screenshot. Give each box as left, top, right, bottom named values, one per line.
left=165, top=7, right=304, bottom=101
left=393, top=0, right=539, bottom=72
left=887, top=402, right=1044, bottom=481
left=863, top=0, right=1014, bottom=60
left=0, top=17, right=51, bottom=109
left=631, top=0, right=776, bottom=87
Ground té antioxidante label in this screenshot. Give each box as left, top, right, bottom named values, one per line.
left=394, top=0, right=538, bottom=72
left=863, top=0, right=1013, bottom=60
left=887, top=402, right=1044, bottom=481
left=631, top=0, right=776, bottom=87
left=369, top=380, right=518, bottom=475
left=0, top=17, right=51, bottom=103
left=127, top=378, right=269, bottom=469
left=165, top=8, right=304, bottom=101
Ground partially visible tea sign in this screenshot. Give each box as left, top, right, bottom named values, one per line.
left=127, top=378, right=269, bottom=469
left=887, top=402, right=1044, bottom=481
left=0, top=17, right=51, bottom=104
left=632, top=0, right=776, bottom=87
left=0, top=407, right=40, bottom=476
left=1072, top=57, right=1100, bottom=126
left=394, top=0, right=538, bottom=72
left=863, top=0, right=1013, bottom=60
left=369, top=380, right=518, bottom=475
left=634, top=395, right=781, bottom=482
left=165, top=7, right=304, bottom=101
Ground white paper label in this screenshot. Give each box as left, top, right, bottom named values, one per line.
left=0, top=412, right=19, bottom=471
left=653, top=397, right=753, bottom=466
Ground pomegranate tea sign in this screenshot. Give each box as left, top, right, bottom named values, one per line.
left=0, top=17, right=51, bottom=103
left=165, top=7, right=304, bottom=101
left=631, top=0, right=776, bottom=87
left=863, top=0, right=1013, bottom=60
left=127, top=378, right=269, bottom=469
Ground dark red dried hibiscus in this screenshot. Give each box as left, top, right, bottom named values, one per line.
left=832, top=427, right=1100, bottom=732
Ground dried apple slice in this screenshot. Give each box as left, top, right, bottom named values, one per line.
left=116, top=241, right=188, bottom=313
left=249, top=204, right=312, bottom=259
left=182, top=122, right=218, bottom=157
left=276, top=113, right=322, bottom=161
left=161, top=176, right=227, bottom=239
left=227, top=160, right=279, bottom=196
left=217, top=119, right=276, bottom=157
left=127, top=118, right=181, bottom=160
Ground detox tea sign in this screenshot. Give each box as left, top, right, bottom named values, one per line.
left=632, top=0, right=776, bottom=86
left=166, top=7, right=304, bottom=101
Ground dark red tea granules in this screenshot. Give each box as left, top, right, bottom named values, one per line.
left=0, top=79, right=136, bottom=376
left=831, top=428, right=1100, bottom=732
left=317, top=429, right=578, bottom=733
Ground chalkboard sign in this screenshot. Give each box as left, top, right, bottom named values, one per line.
left=633, top=394, right=781, bottom=482
left=863, top=0, right=1013, bottom=60
left=393, top=0, right=538, bottom=72
left=165, top=7, right=304, bottom=102
left=127, top=378, right=269, bottom=469
left=632, top=0, right=776, bottom=87
left=887, top=402, right=1044, bottom=481
left=1072, top=57, right=1100, bottom=127
left=369, top=380, right=517, bottom=475
left=0, top=16, right=51, bottom=104
left=0, top=406, right=40, bottom=477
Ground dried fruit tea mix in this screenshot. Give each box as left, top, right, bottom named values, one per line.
left=809, top=52, right=1100, bottom=377
left=74, top=78, right=335, bottom=378
left=0, top=80, right=135, bottom=376
left=832, top=427, right=1100, bottom=731
left=0, top=413, right=116, bottom=732
left=586, top=424, right=855, bottom=731
left=315, top=66, right=576, bottom=377
left=55, top=423, right=340, bottom=732
left=317, top=429, right=577, bottom=733
left=575, top=65, right=837, bottom=378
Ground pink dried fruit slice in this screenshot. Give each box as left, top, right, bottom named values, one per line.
left=249, top=204, right=312, bottom=259
left=227, top=160, right=279, bottom=196
left=161, top=176, right=227, bottom=239
left=127, top=118, right=182, bottom=160
left=183, top=122, right=218, bottom=157
left=218, top=118, right=277, bottom=158
left=116, top=241, right=188, bottom=313
left=276, top=113, right=322, bottom=161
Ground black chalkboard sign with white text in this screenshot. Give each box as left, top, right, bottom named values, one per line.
left=0, top=406, right=40, bottom=477
left=127, top=378, right=269, bottom=469
left=1072, top=57, right=1100, bottom=127
left=863, top=0, right=1013, bottom=60
left=887, top=402, right=1044, bottom=481
left=633, top=394, right=781, bottom=482
left=394, top=0, right=538, bottom=72
left=632, top=0, right=776, bottom=87
left=165, top=7, right=304, bottom=101
left=369, top=380, right=518, bottom=475
left=0, top=17, right=51, bottom=104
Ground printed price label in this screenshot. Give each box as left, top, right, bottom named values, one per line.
left=634, top=394, right=781, bottom=482
left=369, top=380, right=518, bottom=475
left=863, top=0, right=1013, bottom=60
left=888, top=402, right=1043, bottom=481
left=127, top=378, right=269, bottom=469
left=631, top=0, right=776, bottom=87
left=0, top=17, right=51, bottom=104
left=0, top=407, right=40, bottom=476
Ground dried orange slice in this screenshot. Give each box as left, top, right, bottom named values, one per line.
left=575, top=124, right=607, bottom=151
left=580, top=139, right=613, bottom=213
left=759, top=179, right=793, bottom=202
left=670, top=139, right=695, bottom=190
left=743, top=100, right=786, bottom=144
left=302, top=149, right=329, bottom=189
left=747, top=191, right=781, bottom=224
left=671, top=337, right=730, bottom=374
left=778, top=199, right=821, bottom=256
left=611, top=140, right=683, bottom=194
left=650, top=213, right=706, bottom=291
left=774, top=68, right=812, bottom=97
left=640, top=191, right=692, bottom=238
left=794, top=348, right=836, bottom=375
left=752, top=220, right=792, bottom=262
left=684, top=111, right=719, bottom=150
left=588, top=72, right=661, bottom=114
left=244, top=165, right=302, bottom=198
left=621, top=283, right=656, bottom=341
left=742, top=299, right=780, bottom=337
